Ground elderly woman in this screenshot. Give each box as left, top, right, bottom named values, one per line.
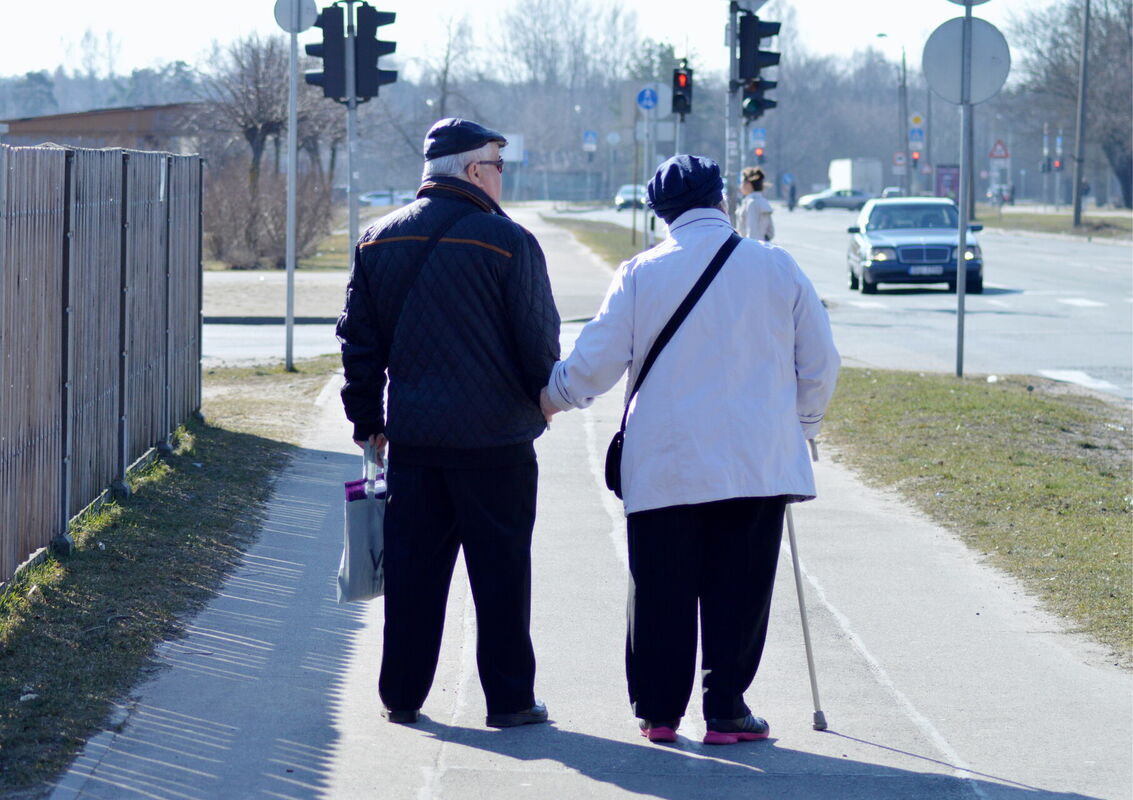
left=541, top=156, right=839, bottom=745
left=738, top=166, right=775, bottom=242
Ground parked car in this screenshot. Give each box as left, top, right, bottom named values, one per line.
left=360, top=189, right=417, bottom=206
left=846, top=198, right=984, bottom=294
left=614, top=184, right=646, bottom=211
left=881, top=186, right=905, bottom=198
left=798, top=187, right=872, bottom=211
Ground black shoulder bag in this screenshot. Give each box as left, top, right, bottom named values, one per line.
left=604, top=232, right=743, bottom=499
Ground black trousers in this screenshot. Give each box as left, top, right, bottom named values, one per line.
left=378, top=459, right=538, bottom=716
left=625, top=496, right=786, bottom=722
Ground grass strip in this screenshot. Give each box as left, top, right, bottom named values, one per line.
left=539, top=214, right=641, bottom=269
left=0, top=355, right=340, bottom=793
left=823, top=369, right=1132, bottom=663
left=974, top=205, right=1131, bottom=239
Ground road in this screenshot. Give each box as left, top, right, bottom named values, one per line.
left=559, top=203, right=1133, bottom=403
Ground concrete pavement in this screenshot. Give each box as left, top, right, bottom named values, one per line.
left=48, top=208, right=1132, bottom=799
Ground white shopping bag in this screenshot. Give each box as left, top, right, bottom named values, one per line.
left=337, top=443, right=385, bottom=603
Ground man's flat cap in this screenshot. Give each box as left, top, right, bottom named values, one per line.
left=423, top=118, right=507, bottom=160
left=647, top=155, right=724, bottom=223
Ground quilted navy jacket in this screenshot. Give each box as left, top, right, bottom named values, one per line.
left=337, top=176, right=560, bottom=461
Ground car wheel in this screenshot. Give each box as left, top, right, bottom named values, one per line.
left=861, top=278, right=877, bottom=294
left=848, top=269, right=859, bottom=291
left=968, top=278, right=984, bottom=294
left=814, top=201, right=825, bottom=210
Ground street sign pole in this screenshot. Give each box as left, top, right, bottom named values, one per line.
left=286, top=17, right=298, bottom=370
left=955, top=2, right=973, bottom=377
left=1071, top=0, right=1090, bottom=226
left=724, top=1, right=739, bottom=220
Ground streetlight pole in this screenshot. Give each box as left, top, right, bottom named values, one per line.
left=1071, top=0, right=1090, bottom=227
left=900, top=46, right=910, bottom=195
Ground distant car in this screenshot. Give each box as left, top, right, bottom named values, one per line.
left=614, top=184, right=646, bottom=211
left=360, top=189, right=417, bottom=206
left=846, top=197, right=984, bottom=294
left=881, top=186, right=905, bottom=198
left=798, top=187, right=872, bottom=211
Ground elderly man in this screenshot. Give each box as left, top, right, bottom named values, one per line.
left=337, top=118, right=559, bottom=728
left=542, top=155, right=839, bottom=744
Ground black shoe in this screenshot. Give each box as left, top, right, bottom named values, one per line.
left=703, top=713, right=769, bottom=745
left=486, top=701, right=548, bottom=728
left=383, top=708, right=420, bottom=724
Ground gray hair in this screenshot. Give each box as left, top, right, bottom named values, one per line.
left=422, top=142, right=498, bottom=180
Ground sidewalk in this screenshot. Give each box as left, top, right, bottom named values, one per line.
left=48, top=332, right=1130, bottom=798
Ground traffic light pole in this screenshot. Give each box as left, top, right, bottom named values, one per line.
left=344, top=0, right=360, bottom=261
left=285, top=6, right=299, bottom=370
left=724, top=2, right=740, bottom=220
left=1071, top=0, right=1090, bottom=227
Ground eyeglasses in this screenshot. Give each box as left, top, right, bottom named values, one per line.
left=476, top=158, right=505, bottom=174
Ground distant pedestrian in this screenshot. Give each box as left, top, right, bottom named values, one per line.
left=787, top=181, right=798, bottom=212
left=337, top=118, right=560, bottom=729
left=540, top=155, right=840, bottom=745
left=738, top=166, right=775, bottom=241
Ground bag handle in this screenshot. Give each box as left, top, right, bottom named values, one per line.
left=362, top=442, right=382, bottom=490
left=617, top=232, right=743, bottom=433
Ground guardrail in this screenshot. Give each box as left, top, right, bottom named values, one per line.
left=0, top=144, right=202, bottom=583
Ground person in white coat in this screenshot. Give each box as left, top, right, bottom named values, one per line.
left=540, top=155, right=839, bottom=746
left=737, top=166, right=774, bottom=241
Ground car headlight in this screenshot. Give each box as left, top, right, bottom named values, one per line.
left=869, top=247, right=898, bottom=262
left=955, top=245, right=981, bottom=260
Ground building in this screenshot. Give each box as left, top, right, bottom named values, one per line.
left=0, top=102, right=202, bottom=152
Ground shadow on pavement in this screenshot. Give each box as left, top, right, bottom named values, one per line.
left=417, top=719, right=1101, bottom=800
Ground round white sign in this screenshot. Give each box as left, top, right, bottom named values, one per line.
left=922, top=17, right=1011, bottom=105
left=274, top=0, right=318, bottom=33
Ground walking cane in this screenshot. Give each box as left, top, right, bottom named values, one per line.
left=786, top=438, right=827, bottom=731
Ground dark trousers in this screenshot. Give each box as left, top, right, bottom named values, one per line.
left=378, top=459, right=538, bottom=716
left=625, top=496, right=786, bottom=722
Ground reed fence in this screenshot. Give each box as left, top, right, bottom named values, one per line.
left=0, top=144, right=202, bottom=582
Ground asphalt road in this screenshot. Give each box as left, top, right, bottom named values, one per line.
left=560, top=203, right=1133, bottom=403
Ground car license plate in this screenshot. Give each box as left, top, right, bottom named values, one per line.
left=909, top=266, right=944, bottom=276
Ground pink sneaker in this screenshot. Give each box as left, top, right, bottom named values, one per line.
left=703, top=714, right=769, bottom=745
left=639, top=720, right=679, bottom=743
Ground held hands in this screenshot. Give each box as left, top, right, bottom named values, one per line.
left=539, top=387, right=560, bottom=425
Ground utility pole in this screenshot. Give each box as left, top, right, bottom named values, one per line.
left=900, top=46, right=910, bottom=195
left=1071, top=0, right=1090, bottom=227
left=725, top=2, right=740, bottom=219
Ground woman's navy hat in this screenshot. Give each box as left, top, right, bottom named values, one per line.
left=646, top=155, right=725, bottom=224
left=423, top=118, right=507, bottom=160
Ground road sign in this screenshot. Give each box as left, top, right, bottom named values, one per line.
left=749, top=127, right=767, bottom=147
left=893, top=152, right=907, bottom=166
left=909, top=127, right=925, bottom=143
left=989, top=139, right=1009, bottom=158
left=606, top=131, right=621, bottom=146
left=636, top=87, right=658, bottom=110
left=273, top=0, right=317, bottom=33
left=923, top=17, right=1011, bottom=105
left=910, top=112, right=925, bottom=127
left=501, top=133, right=525, bottom=162
left=582, top=130, right=598, bottom=152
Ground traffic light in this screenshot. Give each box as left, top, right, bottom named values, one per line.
left=355, top=5, right=397, bottom=101
left=1040, top=156, right=1052, bottom=173
left=305, top=5, right=345, bottom=100
left=741, top=79, right=777, bottom=121
left=911, top=150, right=921, bottom=168
left=672, top=61, right=693, bottom=117
left=1053, top=157, right=1064, bottom=171
left=738, top=15, right=780, bottom=79
left=754, top=146, right=765, bottom=165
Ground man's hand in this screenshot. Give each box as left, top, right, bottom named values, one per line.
left=539, top=387, right=560, bottom=424
left=354, top=433, right=388, bottom=467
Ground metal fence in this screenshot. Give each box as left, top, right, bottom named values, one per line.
left=0, top=144, right=202, bottom=583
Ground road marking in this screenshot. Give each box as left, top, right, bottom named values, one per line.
left=986, top=299, right=1011, bottom=308
left=1056, top=298, right=1106, bottom=308
left=791, top=548, right=989, bottom=797
left=1038, top=370, right=1122, bottom=393
left=845, top=300, right=887, bottom=309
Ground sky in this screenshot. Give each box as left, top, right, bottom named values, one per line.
left=0, top=0, right=1044, bottom=81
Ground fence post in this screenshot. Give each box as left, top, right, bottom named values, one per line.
left=194, top=157, right=204, bottom=423
left=54, top=149, right=76, bottom=555
left=158, top=155, right=173, bottom=455
left=112, top=152, right=131, bottom=500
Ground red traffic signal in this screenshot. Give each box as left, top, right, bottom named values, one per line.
left=671, top=61, right=693, bottom=116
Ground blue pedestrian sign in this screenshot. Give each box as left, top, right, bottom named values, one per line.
left=582, top=130, right=598, bottom=152
left=749, top=127, right=767, bottom=147
left=636, top=87, right=658, bottom=110
left=909, top=127, right=926, bottom=143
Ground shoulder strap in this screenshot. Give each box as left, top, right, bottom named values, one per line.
left=389, top=202, right=477, bottom=342
left=618, top=232, right=742, bottom=432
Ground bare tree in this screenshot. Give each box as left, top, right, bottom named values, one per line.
left=1010, top=0, right=1132, bottom=207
